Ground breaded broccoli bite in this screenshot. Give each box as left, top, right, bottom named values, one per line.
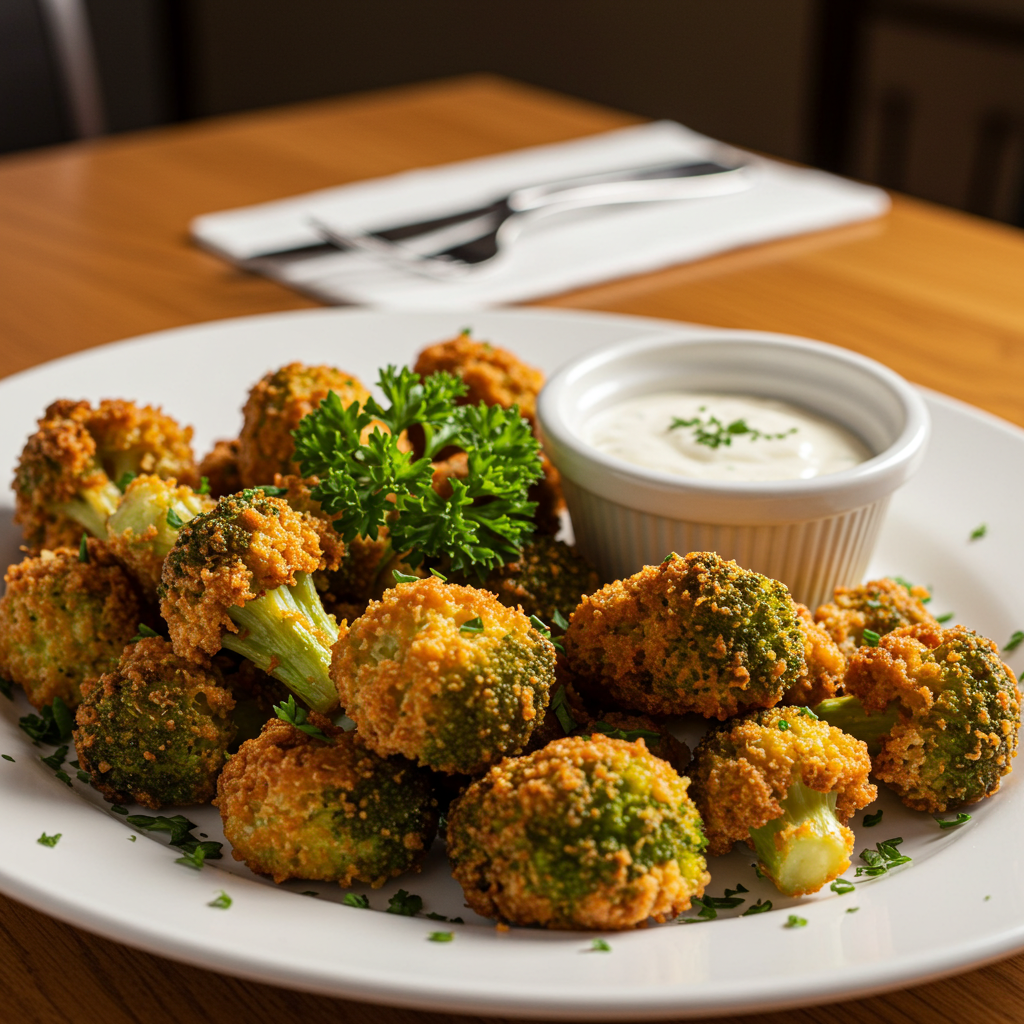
left=331, top=577, right=555, bottom=775
left=160, top=488, right=340, bottom=713
left=0, top=540, right=147, bottom=709
left=197, top=439, right=243, bottom=499
left=414, top=333, right=545, bottom=427
left=782, top=604, right=846, bottom=706
left=237, top=363, right=370, bottom=488
left=689, top=707, right=876, bottom=896
left=450, top=534, right=599, bottom=625
left=815, top=577, right=937, bottom=660
left=106, top=475, right=216, bottom=597
left=73, top=637, right=235, bottom=808
left=565, top=551, right=805, bottom=719
left=13, top=398, right=197, bottom=551
left=816, top=623, right=1020, bottom=813
left=217, top=716, right=438, bottom=886
left=447, top=734, right=709, bottom=929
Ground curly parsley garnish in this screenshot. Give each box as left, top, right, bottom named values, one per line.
left=935, top=812, right=971, bottom=829
left=742, top=898, right=773, bottom=916
left=273, top=695, right=332, bottom=743
left=293, top=366, right=542, bottom=576
left=669, top=411, right=796, bottom=450
left=785, top=914, right=808, bottom=928
left=37, top=832, right=61, bottom=847
left=1004, top=630, right=1024, bottom=653
left=343, top=893, right=370, bottom=908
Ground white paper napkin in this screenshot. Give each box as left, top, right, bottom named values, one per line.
left=191, top=121, right=889, bottom=310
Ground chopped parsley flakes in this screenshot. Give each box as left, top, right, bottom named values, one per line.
left=37, top=832, right=61, bottom=847
left=386, top=890, right=423, bottom=916
left=428, top=931, right=454, bottom=943
left=208, top=890, right=232, bottom=909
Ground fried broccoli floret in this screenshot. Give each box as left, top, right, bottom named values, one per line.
left=106, top=475, right=216, bottom=597
left=565, top=551, right=805, bottom=719
left=414, top=333, right=545, bottom=428
left=449, top=534, right=599, bottom=625
left=13, top=398, right=197, bottom=551
left=159, top=489, right=340, bottom=714
left=815, top=577, right=937, bottom=660
left=331, top=577, right=555, bottom=775
left=73, top=637, right=235, bottom=808
left=197, top=439, right=243, bottom=498
left=815, top=624, right=1021, bottom=813
left=447, top=734, right=709, bottom=929
left=689, top=707, right=876, bottom=896
left=0, top=540, right=147, bottom=709
left=216, top=716, right=438, bottom=886
left=781, top=603, right=846, bottom=705
left=237, top=363, right=370, bottom=488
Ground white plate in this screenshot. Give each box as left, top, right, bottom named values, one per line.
left=1, top=307, right=1023, bottom=1020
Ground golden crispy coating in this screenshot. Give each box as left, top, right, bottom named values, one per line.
left=816, top=578, right=937, bottom=660
left=216, top=716, right=438, bottom=886
left=106, top=475, right=216, bottom=598
left=197, top=439, right=243, bottom=499
left=447, top=735, right=709, bottom=929
left=689, top=707, right=876, bottom=860
left=0, top=541, right=147, bottom=709
left=160, top=493, right=323, bottom=660
left=74, top=637, right=235, bottom=808
left=565, top=552, right=804, bottom=719
left=237, top=363, right=370, bottom=488
left=13, top=398, right=197, bottom=552
left=331, top=577, right=555, bottom=774
left=414, top=334, right=545, bottom=427
left=782, top=604, right=846, bottom=705
left=844, top=623, right=1020, bottom=812
left=271, top=474, right=345, bottom=573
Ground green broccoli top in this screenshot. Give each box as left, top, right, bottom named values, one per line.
left=73, top=636, right=236, bottom=808
left=565, top=551, right=805, bottom=718
left=845, top=623, right=1021, bottom=812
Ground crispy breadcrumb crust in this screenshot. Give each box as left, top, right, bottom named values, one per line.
left=688, top=706, right=876, bottom=859
left=414, top=335, right=545, bottom=427
left=815, top=578, right=937, bottom=660
left=106, top=475, right=216, bottom=598
left=197, top=439, right=243, bottom=499
left=844, top=623, right=1020, bottom=812
left=13, top=398, right=197, bottom=551
left=0, top=540, right=147, bottom=709
left=216, top=716, right=438, bottom=886
left=447, top=734, right=709, bottom=929
left=73, top=637, right=235, bottom=808
left=451, top=534, right=599, bottom=625
left=782, top=604, right=846, bottom=705
left=160, top=491, right=324, bottom=660
left=565, top=551, right=804, bottom=718
left=331, top=577, right=555, bottom=774
left=237, top=363, right=370, bottom=488
left=271, top=474, right=346, bottom=573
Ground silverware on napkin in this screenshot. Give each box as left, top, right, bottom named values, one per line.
left=250, top=158, right=751, bottom=278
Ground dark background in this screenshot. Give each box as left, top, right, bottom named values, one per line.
left=4, top=0, right=1024, bottom=225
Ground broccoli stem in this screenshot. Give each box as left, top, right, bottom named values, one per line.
left=749, top=779, right=852, bottom=897
left=55, top=479, right=123, bottom=538
left=813, top=695, right=901, bottom=756
left=222, top=572, right=339, bottom=714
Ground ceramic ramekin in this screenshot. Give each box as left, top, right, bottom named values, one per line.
left=536, top=330, right=930, bottom=610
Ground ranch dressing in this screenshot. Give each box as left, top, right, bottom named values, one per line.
left=583, top=392, right=870, bottom=481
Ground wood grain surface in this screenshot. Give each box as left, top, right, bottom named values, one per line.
left=2, top=74, right=1024, bottom=1024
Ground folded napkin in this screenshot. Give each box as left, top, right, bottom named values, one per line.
left=191, top=121, right=889, bottom=310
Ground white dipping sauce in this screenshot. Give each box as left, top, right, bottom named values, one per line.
left=582, top=392, right=870, bottom=481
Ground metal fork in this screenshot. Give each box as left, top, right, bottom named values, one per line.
left=310, top=159, right=751, bottom=279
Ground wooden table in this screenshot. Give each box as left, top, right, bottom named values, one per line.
left=1, top=75, right=1023, bottom=1024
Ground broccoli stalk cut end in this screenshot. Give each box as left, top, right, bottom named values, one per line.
left=55, top=478, right=123, bottom=539
left=813, top=695, right=901, bottom=756
left=749, top=779, right=852, bottom=897
left=222, top=572, right=339, bottom=713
